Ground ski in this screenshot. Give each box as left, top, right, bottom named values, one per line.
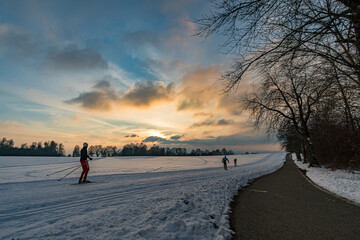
left=70, top=181, right=106, bottom=185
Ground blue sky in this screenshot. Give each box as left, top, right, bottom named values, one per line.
left=0, top=0, right=280, bottom=153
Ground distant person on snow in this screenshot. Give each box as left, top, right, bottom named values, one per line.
left=79, top=142, right=93, bottom=183
left=234, top=158, right=237, bottom=167
left=222, top=155, right=229, bottom=170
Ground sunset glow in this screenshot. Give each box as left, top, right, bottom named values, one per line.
left=0, top=0, right=280, bottom=153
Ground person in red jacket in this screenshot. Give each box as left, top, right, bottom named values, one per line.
left=79, top=142, right=93, bottom=183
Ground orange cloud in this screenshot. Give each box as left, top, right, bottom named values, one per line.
left=121, top=81, right=175, bottom=108
left=216, top=93, right=242, bottom=115
left=193, top=112, right=213, bottom=118
left=65, top=80, right=175, bottom=111
left=188, top=118, right=236, bottom=129
left=0, top=120, right=24, bottom=129
left=177, top=66, right=220, bottom=111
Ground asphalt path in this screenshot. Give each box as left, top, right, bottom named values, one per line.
left=230, top=155, right=360, bottom=240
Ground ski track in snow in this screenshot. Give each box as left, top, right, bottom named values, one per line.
left=0, top=153, right=285, bottom=240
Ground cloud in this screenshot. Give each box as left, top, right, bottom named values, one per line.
left=125, top=134, right=138, bottom=138
left=177, top=134, right=272, bottom=146
left=0, top=120, right=24, bottom=129
left=188, top=118, right=235, bottom=129
left=121, top=16, right=208, bottom=83
left=121, top=81, right=175, bottom=108
left=46, top=45, right=109, bottom=71
left=217, top=119, right=235, bottom=125
left=193, top=112, right=214, bottom=118
left=144, top=58, right=197, bottom=82
left=68, top=114, right=84, bottom=122
left=215, top=71, right=255, bottom=115
left=142, top=135, right=183, bottom=144
left=93, top=80, right=111, bottom=90
left=165, top=18, right=197, bottom=48
left=140, top=132, right=275, bottom=150
left=65, top=80, right=175, bottom=111
left=216, top=93, right=243, bottom=115
left=161, top=0, right=195, bottom=12
left=177, top=98, right=204, bottom=111
left=65, top=80, right=119, bottom=111
left=65, top=91, right=117, bottom=111
left=170, top=135, right=183, bottom=140
left=189, top=119, right=214, bottom=128
left=142, top=136, right=167, bottom=143
left=0, top=24, right=38, bottom=58
left=177, top=67, right=220, bottom=111
left=122, top=30, right=161, bottom=49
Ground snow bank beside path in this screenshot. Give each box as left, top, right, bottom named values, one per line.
left=0, top=153, right=285, bottom=240
left=293, top=158, right=360, bottom=204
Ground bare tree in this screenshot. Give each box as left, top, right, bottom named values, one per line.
left=88, top=145, right=95, bottom=156
left=196, top=0, right=360, bottom=91
left=277, top=122, right=302, bottom=161
left=243, top=60, right=334, bottom=166
left=72, top=145, right=80, bottom=157
left=58, top=143, right=65, bottom=156
left=94, top=145, right=103, bottom=157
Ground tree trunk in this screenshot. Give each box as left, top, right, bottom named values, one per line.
left=295, top=151, right=301, bottom=161
left=301, top=143, right=307, bottom=163
left=305, top=137, right=318, bottom=167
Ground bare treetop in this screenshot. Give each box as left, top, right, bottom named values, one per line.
left=196, top=0, right=360, bottom=91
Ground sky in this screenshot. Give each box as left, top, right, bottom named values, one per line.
left=0, top=0, right=280, bottom=154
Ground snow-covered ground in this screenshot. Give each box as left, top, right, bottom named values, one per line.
left=0, top=153, right=285, bottom=240
left=293, top=158, right=360, bottom=204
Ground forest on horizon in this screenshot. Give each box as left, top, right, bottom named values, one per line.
left=0, top=137, right=235, bottom=157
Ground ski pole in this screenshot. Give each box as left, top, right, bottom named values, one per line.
left=58, top=165, right=82, bottom=181
left=47, top=164, right=79, bottom=176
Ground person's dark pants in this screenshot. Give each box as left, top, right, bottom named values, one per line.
left=80, top=160, right=89, bottom=181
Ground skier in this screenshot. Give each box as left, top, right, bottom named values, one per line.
left=222, top=155, right=229, bottom=170
left=79, top=142, right=93, bottom=183
left=234, top=158, right=237, bottom=167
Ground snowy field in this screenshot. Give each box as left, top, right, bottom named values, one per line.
left=0, top=153, right=285, bottom=240
left=293, top=158, right=360, bottom=204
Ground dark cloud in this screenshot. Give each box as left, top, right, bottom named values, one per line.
left=188, top=118, right=235, bottom=129
left=177, top=98, right=204, bottom=111
left=65, top=80, right=175, bottom=111
left=65, top=80, right=119, bottom=111
left=178, top=134, right=272, bottom=146
left=121, top=81, right=175, bottom=108
left=47, top=45, right=109, bottom=71
left=142, top=135, right=184, bottom=144
left=93, top=79, right=111, bottom=90
left=125, top=134, right=138, bottom=138
left=217, top=119, right=235, bottom=125
left=170, top=135, right=183, bottom=140
left=142, top=136, right=167, bottom=143
left=189, top=119, right=214, bottom=128
left=141, top=133, right=273, bottom=148
left=65, top=90, right=118, bottom=111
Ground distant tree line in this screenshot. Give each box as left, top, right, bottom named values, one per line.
left=0, top=137, right=235, bottom=157
left=0, top=137, right=65, bottom=156
left=72, top=143, right=235, bottom=157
